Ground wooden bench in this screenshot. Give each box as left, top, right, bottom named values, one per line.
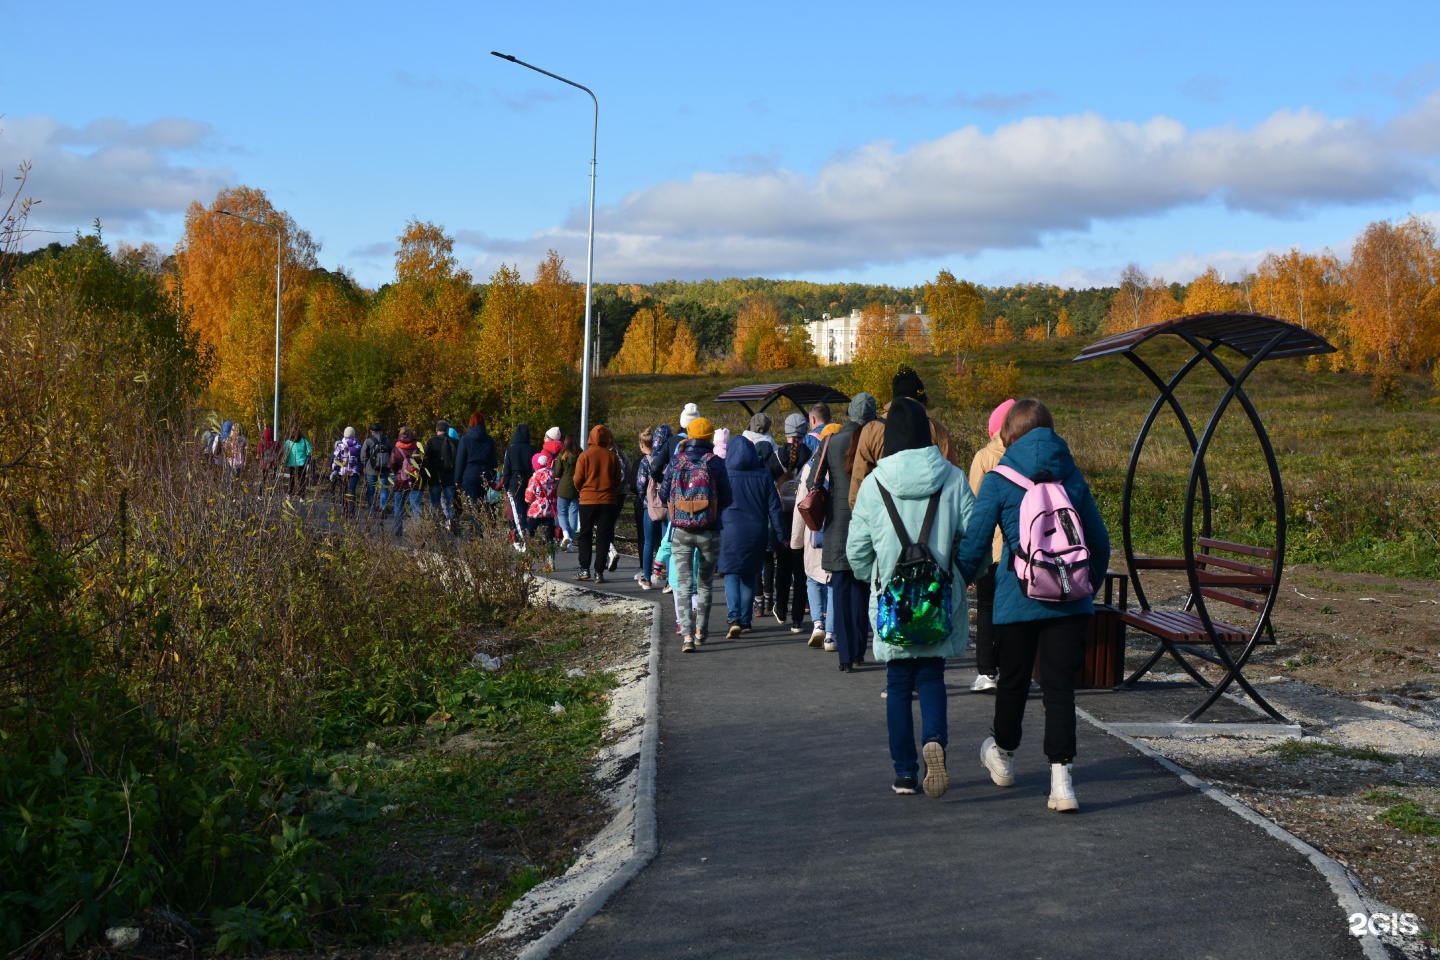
left=1121, top=538, right=1285, bottom=722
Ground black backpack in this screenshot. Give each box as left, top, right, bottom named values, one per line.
left=367, top=436, right=391, bottom=473
left=440, top=436, right=457, bottom=475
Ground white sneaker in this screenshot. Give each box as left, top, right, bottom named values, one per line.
left=970, top=673, right=998, bottom=692
left=1048, top=763, right=1079, bottom=812
left=823, top=637, right=836, bottom=652
left=922, top=741, right=948, bottom=798
left=981, top=737, right=1014, bottom=787
left=808, top=626, right=825, bottom=648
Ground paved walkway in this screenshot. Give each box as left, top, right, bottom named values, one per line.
left=550, top=557, right=1362, bottom=959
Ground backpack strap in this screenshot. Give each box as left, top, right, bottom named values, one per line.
left=917, top=490, right=941, bottom=548
left=876, top=484, right=913, bottom=551
left=991, top=464, right=1034, bottom=490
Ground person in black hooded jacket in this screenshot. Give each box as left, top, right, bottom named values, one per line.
left=454, top=413, right=498, bottom=503
left=502, top=424, right=536, bottom=497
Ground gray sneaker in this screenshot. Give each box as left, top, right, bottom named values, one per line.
left=922, top=741, right=949, bottom=798
left=682, top=638, right=696, bottom=653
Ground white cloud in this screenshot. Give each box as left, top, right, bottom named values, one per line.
left=466, top=93, right=1440, bottom=281
left=0, top=115, right=234, bottom=238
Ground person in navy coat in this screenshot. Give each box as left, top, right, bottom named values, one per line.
left=718, top=436, right=785, bottom=638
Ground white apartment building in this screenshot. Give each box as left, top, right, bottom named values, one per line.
left=803, top=306, right=930, bottom=365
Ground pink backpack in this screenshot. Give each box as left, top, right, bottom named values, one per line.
left=991, top=464, right=1093, bottom=603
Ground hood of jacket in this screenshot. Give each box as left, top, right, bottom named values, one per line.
left=542, top=437, right=563, bottom=458
left=394, top=439, right=419, bottom=455
left=589, top=424, right=613, bottom=449
left=741, top=429, right=771, bottom=448
left=997, top=427, right=1077, bottom=484
left=868, top=444, right=951, bottom=500
left=262, top=427, right=274, bottom=443
left=649, top=424, right=674, bottom=473
left=465, top=423, right=491, bottom=444
left=512, top=424, right=531, bottom=446
left=725, top=435, right=760, bottom=471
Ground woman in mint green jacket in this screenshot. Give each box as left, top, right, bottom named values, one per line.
left=283, top=426, right=313, bottom=498
left=847, top=397, right=974, bottom=799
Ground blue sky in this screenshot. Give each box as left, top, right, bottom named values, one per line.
left=5, top=0, right=1440, bottom=291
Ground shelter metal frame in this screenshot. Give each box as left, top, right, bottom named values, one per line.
left=713, top=382, right=851, bottom=418
left=1075, top=312, right=1335, bottom=722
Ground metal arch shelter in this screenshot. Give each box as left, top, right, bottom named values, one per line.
left=1075, top=312, right=1335, bottom=723
left=712, top=382, right=851, bottom=418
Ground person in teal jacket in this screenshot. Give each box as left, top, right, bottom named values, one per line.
left=955, top=399, right=1111, bottom=814
left=848, top=397, right=974, bottom=799
left=283, top=426, right=313, bottom=499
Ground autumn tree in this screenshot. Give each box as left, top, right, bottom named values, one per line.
left=1181, top=267, right=1241, bottom=314
left=533, top=249, right=585, bottom=368
left=474, top=263, right=577, bottom=438
left=924, top=270, right=987, bottom=357
left=666, top=320, right=701, bottom=374
left=1343, top=216, right=1440, bottom=371
left=1054, top=307, right=1075, bottom=339
left=841, top=303, right=912, bottom=402
left=1250, top=248, right=1344, bottom=332
left=733, top=294, right=783, bottom=368
left=992, top=316, right=1014, bottom=341
left=174, top=185, right=318, bottom=414
left=1104, top=265, right=1181, bottom=333
left=609, top=304, right=677, bottom=375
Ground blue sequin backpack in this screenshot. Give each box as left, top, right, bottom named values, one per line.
left=873, top=486, right=953, bottom=647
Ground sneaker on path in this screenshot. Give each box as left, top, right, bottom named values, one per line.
left=638, top=578, right=653, bottom=591
left=574, top=571, right=591, bottom=581
left=662, top=584, right=673, bottom=594
left=790, top=624, right=803, bottom=634
left=981, top=737, right=1015, bottom=787
left=922, top=741, right=949, bottom=798
left=1049, top=763, right=1080, bottom=813
left=891, top=777, right=918, bottom=795
left=607, top=545, right=620, bottom=572
left=823, top=638, right=836, bottom=652
left=682, top=638, right=696, bottom=653
left=726, top=623, right=742, bottom=640
left=808, top=626, right=825, bottom=648
left=970, top=673, right=998, bottom=692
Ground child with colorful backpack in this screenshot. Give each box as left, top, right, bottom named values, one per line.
left=955, top=399, right=1111, bottom=814
left=658, top=417, right=732, bottom=653
left=848, top=397, right=974, bottom=798
left=525, top=451, right=560, bottom=568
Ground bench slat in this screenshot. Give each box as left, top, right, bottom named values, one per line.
left=1132, top=558, right=1189, bottom=570
left=1199, top=587, right=1267, bottom=613
left=1123, top=609, right=1250, bottom=643
left=1196, top=552, right=1271, bottom=577
left=1196, top=571, right=1273, bottom=590
left=1197, top=537, right=1276, bottom=560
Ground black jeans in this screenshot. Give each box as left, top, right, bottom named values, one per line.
left=993, top=614, right=1090, bottom=764
left=773, top=543, right=806, bottom=625
left=577, top=502, right=620, bottom=574
left=974, top=566, right=998, bottom=676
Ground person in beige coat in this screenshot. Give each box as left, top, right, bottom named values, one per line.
left=790, top=449, right=833, bottom=649
left=848, top=367, right=962, bottom=510
left=967, top=399, right=1015, bottom=691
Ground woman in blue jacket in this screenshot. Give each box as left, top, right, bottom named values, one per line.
left=955, top=399, right=1110, bottom=814
left=718, top=436, right=785, bottom=639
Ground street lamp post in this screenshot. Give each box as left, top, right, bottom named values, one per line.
left=490, top=51, right=597, bottom=448
left=217, top=209, right=283, bottom=441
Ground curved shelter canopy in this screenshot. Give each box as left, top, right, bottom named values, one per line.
left=713, top=382, right=850, bottom=417
left=1075, top=312, right=1334, bottom=724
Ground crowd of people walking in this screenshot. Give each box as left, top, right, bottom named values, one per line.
left=200, top=367, right=1110, bottom=812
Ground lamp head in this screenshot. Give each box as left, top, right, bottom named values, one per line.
left=491, top=51, right=517, bottom=62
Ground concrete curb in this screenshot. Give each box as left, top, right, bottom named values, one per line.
left=510, top=581, right=663, bottom=960
left=1077, top=706, right=1392, bottom=960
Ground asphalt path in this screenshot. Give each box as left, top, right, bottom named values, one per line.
left=551, top=554, right=1360, bottom=959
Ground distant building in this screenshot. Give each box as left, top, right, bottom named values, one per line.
left=803, top=305, right=930, bottom=365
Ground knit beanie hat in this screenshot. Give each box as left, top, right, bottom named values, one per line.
left=344, top=426, right=356, bottom=439
left=686, top=416, right=714, bottom=442
left=545, top=426, right=562, bottom=442
left=532, top=452, right=551, bottom=470
left=783, top=413, right=807, bottom=438
left=883, top=397, right=932, bottom=457
left=713, top=428, right=730, bottom=458
left=988, top=399, right=1016, bottom=439
left=892, top=367, right=928, bottom=407
left=749, top=412, right=772, bottom=434
left=680, top=403, right=700, bottom=429
left=847, top=392, right=877, bottom=424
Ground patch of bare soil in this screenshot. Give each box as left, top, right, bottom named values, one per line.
left=1122, top=561, right=1440, bottom=952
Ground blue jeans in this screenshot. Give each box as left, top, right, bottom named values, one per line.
left=807, top=576, right=829, bottom=632
left=557, top=497, right=579, bottom=541
left=886, top=657, right=948, bottom=779
left=365, top=473, right=391, bottom=515
left=392, top=489, right=422, bottom=534
left=641, top=514, right=663, bottom=581
left=428, top=483, right=455, bottom=520
left=724, top=572, right=757, bottom=626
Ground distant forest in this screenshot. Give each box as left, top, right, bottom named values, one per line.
left=591, top=277, right=1116, bottom=365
